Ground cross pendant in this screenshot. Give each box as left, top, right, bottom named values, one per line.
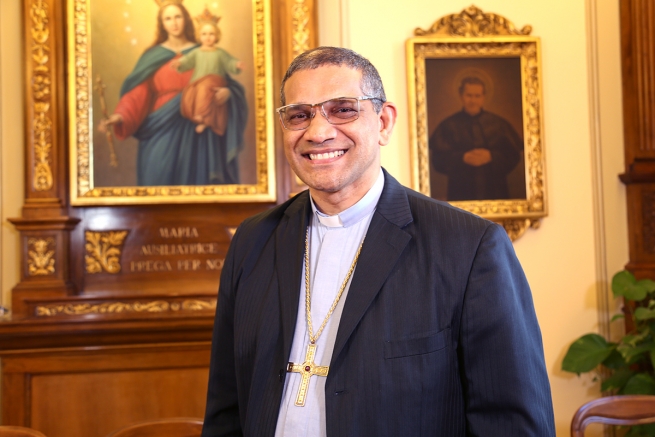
left=286, top=342, right=329, bottom=406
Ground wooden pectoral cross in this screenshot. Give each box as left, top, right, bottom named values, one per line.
left=286, top=343, right=329, bottom=407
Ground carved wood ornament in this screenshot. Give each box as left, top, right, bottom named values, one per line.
left=413, top=5, right=532, bottom=37
left=84, top=230, right=129, bottom=274
left=30, top=0, right=55, bottom=192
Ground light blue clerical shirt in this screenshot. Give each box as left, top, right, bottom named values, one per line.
left=274, top=169, right=385, bottom=437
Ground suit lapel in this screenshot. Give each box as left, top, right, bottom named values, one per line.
left=276, top=192, right=312, bottom=362
left=331, top=172, right=413, bottom=362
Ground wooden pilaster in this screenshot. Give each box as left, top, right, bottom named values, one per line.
left=620, top=0, right=655, bottom=278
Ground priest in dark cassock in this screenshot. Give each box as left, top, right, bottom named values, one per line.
left=429, top=76, right=523, bottom=201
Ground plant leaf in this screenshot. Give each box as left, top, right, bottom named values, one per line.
left=636, top=307, right=655, bottom=321
left=631, top=278, right=655, bottom=301
left=626, top=423, right=655, bottom=437
left=623, top=373, right=655, bottom=395
left=612, top=270, right=655, bottom=301
left=601, top=367, right=635, bottom=392
left=613, top=270, right=639, bottom=299
left=562, top=334, right=614, bottom=373
left=610, top=313, right=625, bottom=323
left=640, top=279, right=655, bottom=294
left=620, top=342, right=655, bottom=364
left=602, top=349, right=627, bottom=369
left=622, top=334, right=641, bottom=347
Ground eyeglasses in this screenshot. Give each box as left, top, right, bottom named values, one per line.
left=276, top=96, right=383, bottom=131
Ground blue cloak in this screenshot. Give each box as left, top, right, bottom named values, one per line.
left=119, top=45, right=248, bottom=186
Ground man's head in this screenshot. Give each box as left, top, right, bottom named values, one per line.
left=458, top=76, right=486, bottom=116
left=279, top=47, right=397, bottom=214
left=280, top=47, right=387, bottom=113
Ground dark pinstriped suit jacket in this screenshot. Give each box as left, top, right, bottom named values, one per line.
left=202, top=170, right=555, bottom=437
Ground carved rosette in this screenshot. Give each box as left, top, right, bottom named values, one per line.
left=30, top=0, right=54, bottom=191
left=85, top=230, right=129, bottom=274
left=27, top=238, right=56, bottom=275
left=414, top=5, right=532, bottom=37
left=35, top=298, right=217, bottom=317
left=291, top=0, right=310, bottom=58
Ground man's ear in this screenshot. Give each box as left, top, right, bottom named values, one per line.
left=378, top=102, right=397, bottom=146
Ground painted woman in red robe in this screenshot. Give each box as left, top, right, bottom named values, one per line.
left=98, top=1, right=247, bottom=186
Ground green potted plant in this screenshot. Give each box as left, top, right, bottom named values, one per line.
left=562, top=270, right=655, bottom=436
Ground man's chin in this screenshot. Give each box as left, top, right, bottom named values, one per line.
left=293, top=168, right=339, bottom=191
left=301, top=176, right=344, bottom=195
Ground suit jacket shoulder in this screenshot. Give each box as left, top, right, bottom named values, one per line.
left=399, top=182, right=499, bottom=241
left=229, top=191, right=310, bottom=273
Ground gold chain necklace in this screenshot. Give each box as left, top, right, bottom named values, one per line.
left=286, top=226, right=365, bottom=406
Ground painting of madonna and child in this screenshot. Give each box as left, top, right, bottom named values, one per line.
left=93, top=0, right=257, bottom=187
left=426, top=57, right=527, bottom=202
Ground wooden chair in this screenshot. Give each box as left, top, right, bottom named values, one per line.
left=105, top=417, right=203, bottom=437
left=0, top=426, right=47, bottom=437
left=571, top=395, right=655, bottom=436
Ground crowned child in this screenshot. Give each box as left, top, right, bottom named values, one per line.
left=171, top=7, right=244, bottom=134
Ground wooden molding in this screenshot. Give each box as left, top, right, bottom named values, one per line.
left=620, top=0, right=655, bottom=277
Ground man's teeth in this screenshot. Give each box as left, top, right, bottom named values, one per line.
left=309, top=150, right=345, bottom=160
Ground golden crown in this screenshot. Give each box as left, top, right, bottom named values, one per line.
left=155, top=0, right=184, bottom=8
left=195, top=6, right=221, bottom=26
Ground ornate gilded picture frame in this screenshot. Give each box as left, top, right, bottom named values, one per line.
left=68, top=0, right=276, bottom=205
left=406, top=6, right=547, bottom=239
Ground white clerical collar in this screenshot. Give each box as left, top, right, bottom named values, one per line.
left=309, top=169, right=384, bottom=228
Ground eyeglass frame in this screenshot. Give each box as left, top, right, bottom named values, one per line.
left=275, top=96, right=384, bottom=131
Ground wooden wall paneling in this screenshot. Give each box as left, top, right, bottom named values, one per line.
left=1, top=371, right=29, bottom=428
left=65, top=203, right=264, bottom=300
left=620, top=0, right=655, bottom=278
left=1, top=342, right=210, bottom=437
left=0, top=315, right=214, bottom=351
left=31, top=368, right=207, bottom=436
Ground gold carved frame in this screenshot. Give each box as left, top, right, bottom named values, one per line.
left=406, top=6, right=547, bottom=240
left=68, top=0, right=276, bottom=205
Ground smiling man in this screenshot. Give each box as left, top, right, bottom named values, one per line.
left=201, top=47, right=554, bottom=437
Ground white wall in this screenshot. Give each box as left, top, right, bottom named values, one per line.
left=318, top=0, right=627, bottom=435
left=0, top=0, right=24, bottom=314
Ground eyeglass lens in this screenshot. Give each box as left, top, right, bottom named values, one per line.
left=280, top=98, right=360, bottom=130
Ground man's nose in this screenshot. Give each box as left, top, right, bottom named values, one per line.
left=302, top=107, right=336, bottom=143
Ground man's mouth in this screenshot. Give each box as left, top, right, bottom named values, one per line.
left=308, top=150, right=345, bottom=161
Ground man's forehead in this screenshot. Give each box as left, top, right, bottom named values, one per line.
left=463, top=83, right=485, bottom=93
left=284, top=65, right=363, bottom=103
